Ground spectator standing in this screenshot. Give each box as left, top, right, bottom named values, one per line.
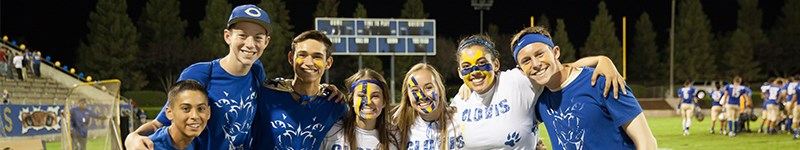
left=0, top=47, right=7, bottom=78
left=12, top=52, right=23, bottom=80
left=33, top=51, right=41, bottom=77
left=69, top=98, right=108, bottom=150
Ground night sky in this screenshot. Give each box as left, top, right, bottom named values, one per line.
left=0, top=0, right=785, bottom=66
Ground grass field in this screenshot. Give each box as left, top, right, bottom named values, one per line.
left=45, top=136, right=112, bottom=150
left=43, top=117, right=799, bottom=149
left=538, top=117, right=800, bottom=150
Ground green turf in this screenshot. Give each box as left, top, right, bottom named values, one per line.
left=538, top=117, right=800, bottom=150
left=45, top=136, right=112, bottom=150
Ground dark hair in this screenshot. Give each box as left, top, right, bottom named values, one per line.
left=292, top=30, right=333, bottom=57
left=455, top=34, right=499, bottom=62
left=167, top=80, right=207, bottom=107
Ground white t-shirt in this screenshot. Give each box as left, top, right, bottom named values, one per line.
left=450, top=68, right=542, bottom=149
left=322, top=121, right=397, bottom=150
left=407, top=115, right=463, bottom=150
left=13, top=56, right=22, bottom=68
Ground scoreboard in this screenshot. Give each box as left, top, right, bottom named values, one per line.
left=315, top=18, right=436, bottom=56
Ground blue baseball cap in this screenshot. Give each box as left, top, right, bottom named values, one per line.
left=228, top=4, right=272, bottom=35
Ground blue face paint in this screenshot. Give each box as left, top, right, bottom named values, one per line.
left=350, top=80, right=383, bottom=119
left=408, top=76, right=437, bottom=114
left=460, top=64, right=494, bottom=76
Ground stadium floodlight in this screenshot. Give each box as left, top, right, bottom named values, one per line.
left=471, top=0, right=494, bottom=34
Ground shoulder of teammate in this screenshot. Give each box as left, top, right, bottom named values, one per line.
left=177, top=60, right=215, bottom=86
left=263, top=78, right=294, bottom=93
left=500, top=68, right=532, bottom=87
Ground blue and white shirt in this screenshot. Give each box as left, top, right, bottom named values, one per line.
left=710, top=90, right=723, bottom=106
left=536, top=67, right=642, bottom=150
left=785, top=82, right=798, bottom=104
left=765, top=85, right=784, bottom=105
left=149, top=126, right=195, bottom=150
left=322, top=121, right=398, bottom=150
left=154, top=59, right=266, bottom=150
left=761, top=83, right=770, bottom=109
left=406, top=116, right=463, bottom=150
left=70, top=107, right=103, bottom=137
left=450, top=68, right=540, bottom=149
left=724, top=84, right=749, bottom=105
left=678, top=87, right=696, bottom=104
left=250, top=79, right=347, bottom=149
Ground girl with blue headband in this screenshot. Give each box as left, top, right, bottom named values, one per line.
left=451, top=32, right=627, bottom=149
left=323, top=68, right=400, bottom=150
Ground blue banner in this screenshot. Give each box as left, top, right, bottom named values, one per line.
left=0, top=104, right=129, bottom=137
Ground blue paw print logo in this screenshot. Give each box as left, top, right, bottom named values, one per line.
left=504, top=131, right=521, bottom=147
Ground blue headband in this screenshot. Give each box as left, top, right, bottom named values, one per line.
left=349, top=80, right=384, bottom=92
left=513, top=34, right=554, bottom=63
left=459, top=38, right=495, bottom=51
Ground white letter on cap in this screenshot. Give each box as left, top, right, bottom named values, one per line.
left=245, top=8, right=261, bottom=17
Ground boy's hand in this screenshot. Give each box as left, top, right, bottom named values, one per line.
left=322, top=84, right=345, bottom=103
left=125, top=133, right=154, bottom=150
left=591, top=57, right=626, bottom=99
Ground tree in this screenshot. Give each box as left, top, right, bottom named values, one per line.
left=737, top=0, right=767, bottom=45
left=400, top=0, right=429, bottom=18
left=137, top=0, right=190, bottom=89
left=353, top=3, right=367, bottom=18
left=536, top=14, right=552, bottom=32
left=724, top=30, right=763, bottom=81
left=675, top=0, right=716, bottom=81
left=198, top=0, right=232, bottom=58
left=762, top=0, right=800, bottom=76
left=553, top=19, right=576, bottom=63
left=581, top=1, right=622, bottom=71
left=314, top=0, right=339, bottom=17
left=259, top=0, right=295, bottom=79
left=77, top=0, right=147, bottom=90
left=632, top=12, right=663, bottom=85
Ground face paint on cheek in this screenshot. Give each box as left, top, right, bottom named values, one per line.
left=295, top=57, right=304, bottom=65
left=313, top=60, right=325, bottom=68
left=354, top=82, right=375, bottom=119
left=408, top=75, right=438, bottom=114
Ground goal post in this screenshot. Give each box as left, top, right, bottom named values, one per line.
left=60, top=79, right=122, bottom=150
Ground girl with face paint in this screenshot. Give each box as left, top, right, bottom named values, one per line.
left=322, top=69, right=399, bottom=150
left=392, top=63, right=462, bottom=150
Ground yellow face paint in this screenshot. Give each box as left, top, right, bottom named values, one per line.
left=354, top=82, right=375, bottom=119
left=313, top=60, right=325, bottom=68
left=295, top=57, right=304, bottom=65
left=460, top=49, right=484, bottom=65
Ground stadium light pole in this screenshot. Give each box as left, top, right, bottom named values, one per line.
left=669, top=0, right=676, bottom=99
left=472, top=0, right=493, bottom=34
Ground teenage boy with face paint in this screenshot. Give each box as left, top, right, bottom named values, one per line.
left=250, top=30, right=347, bottom=149
left=451, top=34, right=626, bottom=149
left=511, top=26, right=657, bottom=149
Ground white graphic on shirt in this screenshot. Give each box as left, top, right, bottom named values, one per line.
left=214, top=88, right=256, bottom=149
left=546, top=99, right=585, bottom=150
left=271, top=114, right=327, bottom=150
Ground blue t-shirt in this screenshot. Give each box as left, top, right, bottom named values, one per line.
left=710, top=90, right=723, bottom=106
left=678, top=87, right=696, bottom=104
left=32, top=53, right=40, bottom=64
left=764, top=85, right=784, bottom=105
left=724, top=84, right=749, bottom=105
left=149, top=126, right=195, bottom=150
left=154, top=59, right=266, bottom=149
left=250, top=80, right=347, bottom=149
left=536, top=67, right=642, bottom=150
left=70, top=107, right=103, bottom=137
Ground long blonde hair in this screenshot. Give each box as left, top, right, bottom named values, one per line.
left=339, top=68, right=398, bottom=150
left=391, top=63, right=454, bottom=150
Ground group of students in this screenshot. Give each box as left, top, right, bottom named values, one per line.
left=123, top=4, right=657, bottom=150
left=679, top=76, right=800, bottom=139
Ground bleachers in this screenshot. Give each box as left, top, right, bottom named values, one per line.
left=0, top=73, right=73, bottom=105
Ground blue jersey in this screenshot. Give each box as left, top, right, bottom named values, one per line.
left=710, top=90, right=723, bottom=106
left=724, top=84, right=748, bottom=105
left=785, top=82, right=798, bottom=104
left=678, top=87, right=696, bottom=104
left=764, top=85, right=783, bottom=105
left=536, top=67, right=642, bottom=150
left=149, top=126, right=195, bottom=150
left=251, top=79, right=347, bottom=149
left=70, top=107, right=103, bottom=137
left=154, top=59, right=266, bottom=149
